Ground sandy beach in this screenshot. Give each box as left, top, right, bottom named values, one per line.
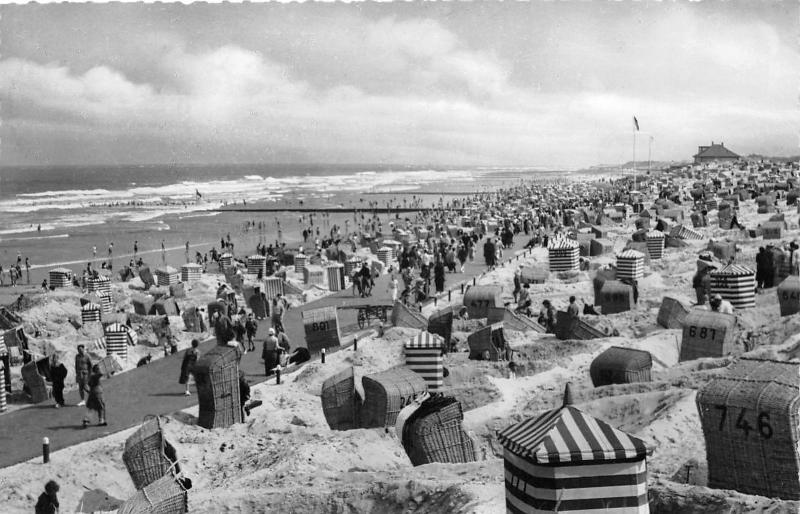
left=0, top=159, right=798, bottom=513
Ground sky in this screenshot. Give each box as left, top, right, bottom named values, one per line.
left=0, top=2, right=798, bottom=168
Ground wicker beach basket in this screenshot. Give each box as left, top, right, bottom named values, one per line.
left=427, top=306, right=455, bottom=350
left=596, top=280, right=634, bottom=314
left=590, top=347, right=652, bottom=387
left=96, top=354, right=123, bottom=378
left=194, top=345, right=242, bottom=429
left=656, top=297, right=691, bottom=329
left=463, top=285, right=503, bottom=319
left=117, top=474, right=187, bottom=514
left=467, top=323, right=507, bottom=361
left=520, top=266, right=549, bottom=285
left=123, top=416, right=174, bottom=490
left=390, top=301, right=427, bottom=331
left=696, top=358, right=800, bottom=500
left=21, top=359, right=50, bottom=403
left=360, top=366, right=428, bottom=429
left=401, top=396, right=476, bottom=466
left=679, top=309, right=738, bottom=362
left=320, top=367, right=358, bottom=431
left=777, top=275, right=800, bottom=316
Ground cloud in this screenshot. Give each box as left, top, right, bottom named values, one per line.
left=1, top=10, right=797, bottom=167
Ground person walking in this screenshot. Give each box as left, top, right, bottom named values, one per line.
left=35, top=480, right=60, bottom=514
left=179, top=339, right=199, bottom=396
left=74, top=345, right=92, bottom=407
left=270, top=297, right=285, bottom=333
left=262, top=328, right=279, bottom=377
left=25, top=257, right=30, bottom=284
left=50, top=354, right=68, bottom=408
left=82, top=364, right=106, bottom=427
left=245, top=314, right=258, bottom=352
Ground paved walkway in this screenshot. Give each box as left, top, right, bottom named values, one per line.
left=0, top=235, right=534, bottom=468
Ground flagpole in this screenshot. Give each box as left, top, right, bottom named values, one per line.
left=633, top=121, right=637, bottom=191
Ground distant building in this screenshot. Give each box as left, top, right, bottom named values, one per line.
left=693, top=141, right=740, bottom=164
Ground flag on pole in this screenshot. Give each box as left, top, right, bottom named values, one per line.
left=633, top=116, right=640, bottom=131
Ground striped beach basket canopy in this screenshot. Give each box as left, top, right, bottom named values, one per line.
left=81, top=301, right=103, bottom=323
left=497, top=404, right=647, bottom=465
left=405, top=332, right=444, bottom=350
left=87, top=275, right=111, bottom=292
left=497, top=388, right=649, bottom=514
left=547, top=237, right=579, bottom=251
left=669, top=225, right=704, bottom=241
left=617, top=249, right=645, bottom=260
left=710, top=263, right=756, bottom=309
left=404, top=332, right=445, bottom=393
left=645, top=229, right=664, bottom=239
left=180, top=263, right=202, bottom=282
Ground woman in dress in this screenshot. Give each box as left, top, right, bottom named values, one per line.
left=82, top=364, right=107, bottom=427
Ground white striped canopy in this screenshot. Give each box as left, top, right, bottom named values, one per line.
left=405, top=332, right=445, bottom=349
left=497, top=406, right=647, bottom=464
left=81, top=302, right=101, bottom=311
left=156, top=266, right=178, bottom=274
left=616, top=250, right=645, bottom=260
left=104, top=322, right=137, bottom=345
left=548, top=238, right=579, bottom=250
left=645, top=230, right=664, bottom=239
left=711, top=264, right=755, bottom=276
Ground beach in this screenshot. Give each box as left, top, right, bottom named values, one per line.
left=1, top=161, right=799, bottom=514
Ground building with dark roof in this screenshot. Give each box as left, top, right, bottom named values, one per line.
left=693, top=141, right=740, bottom=164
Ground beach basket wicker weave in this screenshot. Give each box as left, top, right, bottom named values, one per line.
left=467, top=323, right=507, bottom=361
left=21, top=359, right=50, bottom=403
left=777, top=275, right=800, bottom=316
left=554, top=311, right=607, bottom=341
left=596, top=280, right=634, bottom=315
left=519, top=266, right=549, bottom=285
left=96, top=354, right=123, bottom=378
left=656, top=297, right=691, bottom=329
left=590, top=346, right=652, bottom=387
left=427, top=306, right=454, bottom=350
left=194, top=345, right=242, bottom=429
left=390, top=301, right=427, bottom=331
left=463, top=285, right=503, bottom=319
left=696, top=358, right=800, bottom=500
left=123, top=416, right=174, bottom=490
left=401, top=396, right=476, bottom=466
left=499, top=308, right=545, bottom=334
left=679, top=309, right=737, bottom=362
left=117, top=474, right=187, bottom=514
left=320, top=367, right=358, bottom=431
left=360, top=366, right=428, bottom=429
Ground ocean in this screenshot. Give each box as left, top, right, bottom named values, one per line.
left=0, top=164, right=571, bottom=273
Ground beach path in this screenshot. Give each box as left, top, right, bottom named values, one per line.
left=0, top=235, right=533, bottom=469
